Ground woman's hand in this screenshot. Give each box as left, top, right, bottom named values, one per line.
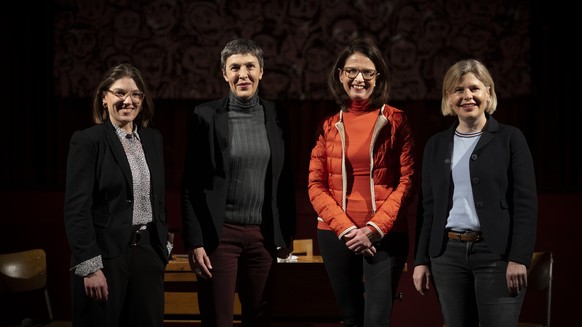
left=84, top=269, right=108, bottom=301
left=344, top=228, right=377, bottom=256
left=506, top=261, right=527, bottom=295
left=412, top=265, right=432, bottom=295
left=188, top=246, right=213, bottom=279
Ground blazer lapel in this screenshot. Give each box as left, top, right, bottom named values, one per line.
left=104, top=122, right=133, bottom=188
left=214, top=98, right=230, bottom=172
left=474, top=115, right=499, bottom=152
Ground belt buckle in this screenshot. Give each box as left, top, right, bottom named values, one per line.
left=130, top=224, right=147, bottom=246
left=465, top=231, right=481, bottom=242
left=455, top=232, right=463, bottom=241
left=130, top=230, right=141, bottom=246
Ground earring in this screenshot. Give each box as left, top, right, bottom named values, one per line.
left=103, top=102, right=107, bottom=108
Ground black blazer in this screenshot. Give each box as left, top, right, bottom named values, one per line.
left=64, top=120, right=169, bottom=267
left=181, top=97, right=296, bottom=252
left=414, top=115, right=537, bottom=267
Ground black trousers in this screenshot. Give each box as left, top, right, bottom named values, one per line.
left=317, top=229, right=408, bottom=327
left=70, top=227, right=165, bottom=327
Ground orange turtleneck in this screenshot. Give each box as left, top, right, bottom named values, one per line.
left=342, top=102, right=379, bottom=228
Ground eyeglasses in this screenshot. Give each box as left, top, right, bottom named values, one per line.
left=342, top=67, right=378, bottom=80
left=106, top=89, right=144, bottom=102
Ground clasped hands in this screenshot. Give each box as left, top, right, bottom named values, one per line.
left=344, top=227, right=377, bottom=256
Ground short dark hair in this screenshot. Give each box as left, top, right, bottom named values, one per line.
left=220, top=38, right=264, bottom=71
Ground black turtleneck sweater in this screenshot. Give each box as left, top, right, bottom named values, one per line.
left=224, top=92, right=270, bottom=225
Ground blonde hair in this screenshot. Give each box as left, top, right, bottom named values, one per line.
left=440, top=59, right=497, bottom=116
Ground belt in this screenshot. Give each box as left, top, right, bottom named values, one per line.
left=130, top=223, right=150, bottom=246
left=447, top=230, right=483, bottom=242
left=133, top=223, right=148, bottom=232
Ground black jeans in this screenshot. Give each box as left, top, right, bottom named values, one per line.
left=431, top=239, right=526, bottom=327
left=317, top=229, right=408, bottom=327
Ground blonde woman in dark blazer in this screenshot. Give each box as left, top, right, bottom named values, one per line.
left=413, top=59, right=537, bottom=327
left=64, top=63, right=170, bottom=327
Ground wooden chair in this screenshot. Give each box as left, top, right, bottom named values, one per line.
left=292, top=239, right=313, bottom=257
left=518, top=251, right=553, bottom=327
left=0, top=249, right=71, bottom=327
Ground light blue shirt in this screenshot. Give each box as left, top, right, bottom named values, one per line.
left=446, top=130, right=483, bottom=232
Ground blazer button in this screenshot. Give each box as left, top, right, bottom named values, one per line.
left=471, top=154, right=478, bottom=160
left=444, top=158, right=451, bottom=164
left=472, top=177, right=480, bottom=184
left=475, top=201, right=483, bottom=208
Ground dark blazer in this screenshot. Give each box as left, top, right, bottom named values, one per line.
left=64, top=120, right=169, bottom=267
left=414, top=115, right=537, bottom=267
left=181, top=97, right=296, bottom=252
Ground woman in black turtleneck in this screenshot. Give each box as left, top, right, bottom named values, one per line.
left=181, top=38, right=296, bottom=327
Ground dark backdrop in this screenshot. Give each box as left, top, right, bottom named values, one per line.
left=1, top=1, right=580, bottom=326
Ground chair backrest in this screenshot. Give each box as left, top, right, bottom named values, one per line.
left=528, top=252, right=553, bottom=290
left=0, top=249, right=54, bottom=321
left=518, top=251, right=553, bottom=327
left=0, top=249, right=47, bottom=293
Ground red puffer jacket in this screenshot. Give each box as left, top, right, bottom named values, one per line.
left=308, top=104, right=417, bottom=239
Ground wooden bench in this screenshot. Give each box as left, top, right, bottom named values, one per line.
left=163, top=239, right=337, bottom=324
left=164, top=255, right=242, bottom=323
left=163, top=239, right=405, bottom=324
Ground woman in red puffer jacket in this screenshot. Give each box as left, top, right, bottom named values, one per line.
left=308, top=39, right=418, bottom=327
